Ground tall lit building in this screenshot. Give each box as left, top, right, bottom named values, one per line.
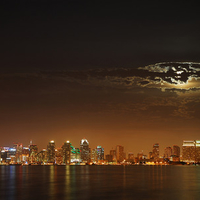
left=110, top=149, right=116, bottom=161
left=152, top=143, right=159, bottom=160
left=13, top=143, right=23, bottom=163
left=0, top=150, right=8, bottom=163
left=182, top=140, right=200, bottom=163
left=55, top=148, right=63, bottom=165
left=116, top=145, right=124, bottom=163
left=91, top=149, right=97, bottom=163
left=196, top=140, right=200, bottom=162
left=173, top=145, right=180, bottom=157
left=96, top=146, right=104, bottom=161
left=74, top=148, right=81, bottom=163
left=29, top=143, right=38, bottom=164
left=37, top=149, right=47, bottom=164
left=164, top=147, right=172, bottom=158
left=80, top=139, right=90, bottom=163
left=22, top=147, right=29, bottom=163
left=62, top=141, right=71, bottom=164
left=47, top=140, right=55, bottom=163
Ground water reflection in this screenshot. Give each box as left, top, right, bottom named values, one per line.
left=0, top=165, right=200, bottom=200
left=65, top=165, right=71, bottom=199
left=151, top=165, right=164, bottom=190
left=49, top=165, right=55, bottom=199
left=8, top=166, right=16, bottom=199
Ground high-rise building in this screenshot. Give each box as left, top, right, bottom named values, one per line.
left=13, top=143, right=23, bottom=163
left=29, top=143, right=38, bottom=164
left=62, top=141, right=71, bottom=164
left=164, top=147, right=172, bottom=158
left=37, top=149, right=47, bottom=164
left=47, top=140, right=55, bottom=163
left=110, top=149, right=116, bottom=161
left=80, top=139, right=90, bottom=163
left=75, top=148, right=81, bottom=161
left=55, top=148, right=63, bottom=165
left=22, top=147, right=29, bottom=163
left=96, top=146, right=104, bottom=161
left=71, top=145, right=78, bottom=163
left=173, top=145, right=180, bottom=157
left=182, top=140, right=200, bottom=163
left=196, top=140, right=200, bottom=162
left=91, top=149, right=97, bottom=163
left=116, top=145, right=124, bottom=163
left=152, top=143, right=159, bottom=160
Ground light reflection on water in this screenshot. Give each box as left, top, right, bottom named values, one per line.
left=0, top=165, right=200, bottom=200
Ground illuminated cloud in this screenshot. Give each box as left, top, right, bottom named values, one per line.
left=1, top=62, right=200, bottom=95
left=42, top=62, right=200, bottom=93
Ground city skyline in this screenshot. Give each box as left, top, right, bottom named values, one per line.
left=1, top=138, right=200, bottom=165
left=1, top=1, right=200, bottom=157
left=0, top=137, right=197, bottom=157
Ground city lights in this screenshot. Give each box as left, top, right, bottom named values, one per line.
left=0, top=138, right=200, bottom=166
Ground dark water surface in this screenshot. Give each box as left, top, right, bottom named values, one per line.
left=0, top=165, right=200, bottom=200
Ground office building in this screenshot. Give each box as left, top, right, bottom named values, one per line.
left=13, top=143, right=23, bottom=163
left=173, top=145, right=180, bottom=157
left=62, top=141, right=71, bottom=164
left=80, top=139, right=90, bottom=163
left=91, top=148, right=98, bottom=163
left=152, top=143, right=159, bottom=160
left=29, top=143, right=38, bottom=164
left=96, top=146, right=104, bottom=161
left=182, top=140, right=200, bottom=163
left=110, top=149, right=116, bottom=161
left=47, top=140, right=55, bottom=163
left=164, top=147, right=172, bottom=158
left=22, top=147, right=29, bottom=163
left=116, top=145, right=124, bottom=163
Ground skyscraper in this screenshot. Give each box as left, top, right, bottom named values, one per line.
left=13, top=143, right=23, bottom=163
left=182, top=140, right=200, bottom=163
left=29, top=143, right=38, bottom=164
left=110, top=149, right=116, bottom=161
left=116, top=145, right=124, bottom=163
left=37, top=149, right=47, bottom=164
left=196, top=140, right=200, bottom=162
left=62, top=141, right=71, bottom=164
left=55, top=148, right=63, bottom=165
left=96, top=146, right=104, bottom=161
left=164, top=147, right=172, bottom=158
left=91, top=149, right=98, bottom=163
left=80, top=139, right=90, bottom=163
left=173, top=145, right=180, bottom=157
left=47, top=140, right=55, bottom=163
left=22, top=147, right=29, bottom=163
left=152, top=143, right=159, bottom=160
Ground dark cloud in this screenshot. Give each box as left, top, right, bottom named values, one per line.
left=36, top=62, right=200, bottom=91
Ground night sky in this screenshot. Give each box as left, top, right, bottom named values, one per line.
left=1, top=0, right=200, bottom=156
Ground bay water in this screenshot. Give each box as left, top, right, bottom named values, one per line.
left=0, top=165, right=200, bottom=200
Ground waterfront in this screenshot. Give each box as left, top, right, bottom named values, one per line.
left=0, top=165, right=200, bottom=200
